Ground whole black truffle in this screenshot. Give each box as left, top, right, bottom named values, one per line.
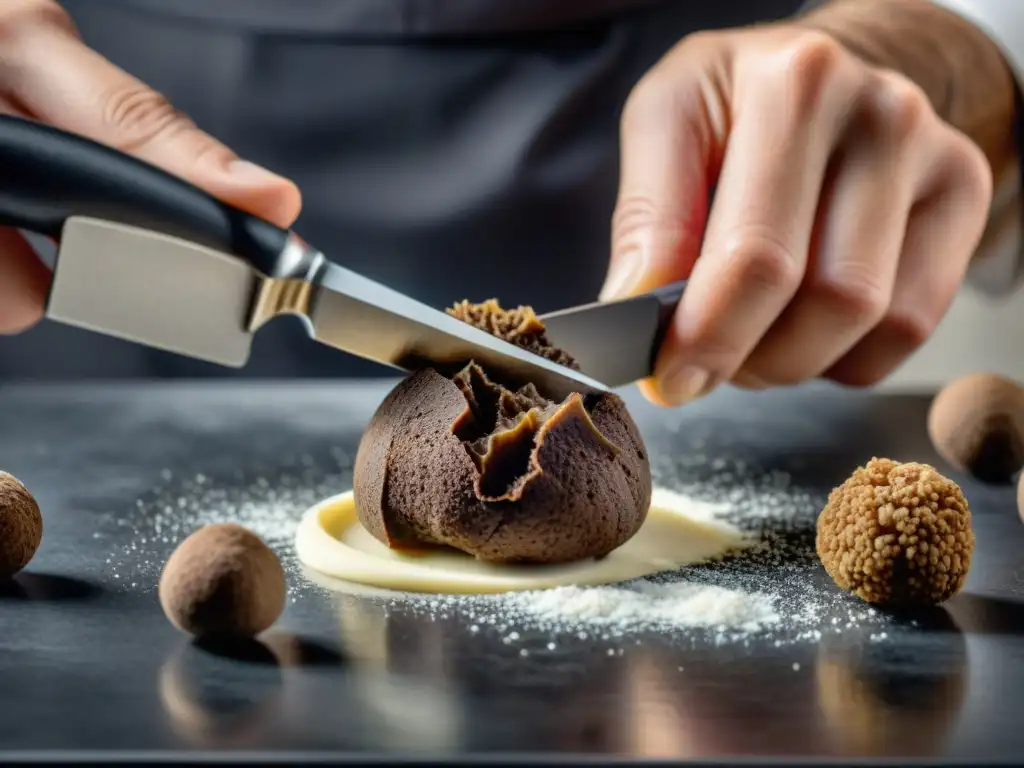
left=353, top=300, right=652, bottom=564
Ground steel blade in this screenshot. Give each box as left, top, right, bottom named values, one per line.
left=305, top=261, right=607, bottom=400
left=47, top=217, right=255, bottom=367
left=539, top=282, right=684, bottom=387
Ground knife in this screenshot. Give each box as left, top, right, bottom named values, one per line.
left=0, top=115, right=608, bottom=401
left=539, top=281, right=684, bottom=388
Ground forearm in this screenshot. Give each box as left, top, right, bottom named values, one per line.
left=798, top=0, right=1017, bottom=183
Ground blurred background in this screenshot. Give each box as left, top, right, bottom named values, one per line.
left=4, top=0, right=1019, bottom=389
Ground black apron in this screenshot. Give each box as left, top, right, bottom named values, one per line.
left=2, top=0, right=798, bottom=378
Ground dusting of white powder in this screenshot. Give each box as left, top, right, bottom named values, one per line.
left=100, top=434, right=896, bottom=646
left=503, top=581, right=781, bottom=631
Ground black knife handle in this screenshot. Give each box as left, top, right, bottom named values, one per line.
left=0, top=115, right=288, bottom=275
left=649, top=280, right=686, bottom=352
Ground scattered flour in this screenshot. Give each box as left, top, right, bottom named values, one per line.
left=101, top=434, right=894, bottom=646
left=501, top=581, right=781, bottom=632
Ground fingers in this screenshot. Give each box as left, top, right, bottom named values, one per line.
left=0, top=228, right=50, bottom=334
left=0, top=69, right=48, bottom=334
left=650, top=33, right=859, bottom=404
left=0, top=6, right=301, bottom=228
left=733, top=72, right=929, bottom=386
left=603, top=46, right=725, bottom=302
left=825, top=128, right=991, bottom=385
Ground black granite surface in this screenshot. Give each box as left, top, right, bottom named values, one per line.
left=0, top=380, right=1021, bottom=765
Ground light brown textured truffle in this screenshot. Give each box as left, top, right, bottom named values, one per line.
left=816, top=458, right=974, bottom=606
left=159, top=524, right=286, bottom=638
left=353, top=299, right=652, bottom=564
left=0, top=471, right=42, bottom=578
left=927, top=372, right=1024, bottom=484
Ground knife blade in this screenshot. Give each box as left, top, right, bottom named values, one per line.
left=539, top=281, right=684, bottom=388
left=0, top=115, right=605, bottom=400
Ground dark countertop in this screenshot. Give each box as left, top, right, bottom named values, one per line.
left=0, top=380, right=1022, bottom=765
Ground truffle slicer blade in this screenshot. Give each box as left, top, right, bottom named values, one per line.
left=296, top=261, right=609, bottom=401
left=538, top=281, right=685, bottom=388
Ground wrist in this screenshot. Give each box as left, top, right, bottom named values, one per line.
left=797, top=0, right=1017, bottom=179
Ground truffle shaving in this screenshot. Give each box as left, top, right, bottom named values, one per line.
left=447, top=298, right=580, bottom=370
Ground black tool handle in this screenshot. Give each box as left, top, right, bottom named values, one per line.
left=0, top=115, right=288, bottom=275
left=648, top=280, right=686, bottom=352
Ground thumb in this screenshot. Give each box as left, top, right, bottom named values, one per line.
left=6, top=13, right=301, bottom=228
left=601, top=75, right=717, bottom=301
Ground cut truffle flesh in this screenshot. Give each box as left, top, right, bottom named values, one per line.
left=353, top=300, right=652, bottom=564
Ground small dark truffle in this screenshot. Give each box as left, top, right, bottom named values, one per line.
left=0, top=471, right=42, bottom=578
left=159, top=523, right=286, bottom=638
left=816, top=458, right=974, bottom=606
left=353, top=299, right=652, bottom=564
left=927, top=372, right=1024, bottom=483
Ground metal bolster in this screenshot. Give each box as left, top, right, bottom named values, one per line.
left=246, top=233, right=325, bottom=332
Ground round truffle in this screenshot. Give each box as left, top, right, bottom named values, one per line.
left=927, top=372, right=1024, bottom=483
left=0, top=471, right=42, bottom=578
left=159, top=523, right=286, bottom=638
left=353, top=364, right=652, bottom=564
left=816, top=458, right=974, bottom=606
left=1017, top=471, right=1024, bottom=525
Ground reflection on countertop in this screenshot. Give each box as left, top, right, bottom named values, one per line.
left=816, top=608, right=968, bottom=757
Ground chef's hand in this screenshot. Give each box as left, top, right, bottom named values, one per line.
left=0, top=1, right=301, bottom=333
left=603, top=19, right=994, bottom=405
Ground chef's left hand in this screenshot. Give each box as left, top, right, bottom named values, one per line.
left=601, top=22, right=992, bottom=405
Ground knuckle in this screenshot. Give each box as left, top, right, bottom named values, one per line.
left=682, top=332, right=746, bottom=374
left=611, top=194, right=697, bottom=254
left=612, top=194, right=664, bottom=241
left=774, top=31, right=848, bottom=114
left=868, top=71, right=934, bottom=140
left=0, top=0, right=70, bottom=35
left=942, top=132, right=993, bottom=210
left=0, top=0, right=74, bottom=54
left=725, top=228, right=802, bottom=294
left=811, top=267, right=890, bottom=326
left=99, top=83, right=194, bottom=152
left=878, top=309, right=933, bottom=351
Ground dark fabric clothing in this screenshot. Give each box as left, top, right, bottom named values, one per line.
left=109, top=0, right=671, bottom=36
left=4, top=0, right=797, bottom=378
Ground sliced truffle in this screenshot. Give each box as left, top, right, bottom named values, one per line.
left=354, top=300, right=651, bottom=564
left=816, top=457, right=974, bottom=607
left=446, top=299, right=579, bottom=370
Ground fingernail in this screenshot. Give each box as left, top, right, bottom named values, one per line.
left=226, top=159, right=287, bottom=185
left=658, top=364, right=710, bottom=405
left=599, top=247, right=645, bottom=301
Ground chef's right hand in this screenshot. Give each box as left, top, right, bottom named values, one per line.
left=0, top=1, right=302, bottom=334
